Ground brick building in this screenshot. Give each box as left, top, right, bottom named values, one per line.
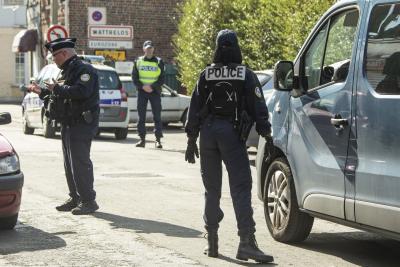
left=27, top=0, right=182, bottom=79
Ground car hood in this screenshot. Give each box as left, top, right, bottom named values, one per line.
left=0, top=134, right=14, bottom=157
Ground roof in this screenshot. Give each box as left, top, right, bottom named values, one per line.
left=119, top=76, right=132, bottom=82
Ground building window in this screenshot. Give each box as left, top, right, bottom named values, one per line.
left=15, top=53, right=25, bottom=85
left=2, top=0, right=25, bottom=6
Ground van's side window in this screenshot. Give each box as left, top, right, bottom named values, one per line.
left=304, top=9, right=359, bottom=90
left=366, top=3, right=400, bottom=95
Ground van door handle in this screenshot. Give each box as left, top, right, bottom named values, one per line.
left=330, top=114, right=348, bottom=129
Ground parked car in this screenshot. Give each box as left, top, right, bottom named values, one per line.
left=0, top=112, right=23, bottom=230
left=119, top=76, right=190, bottom=127
left=256, top=0, right=400, bottom=242
left=21, top=61, right=129, bottom=139
left=246, top=70, right=275, bottom=148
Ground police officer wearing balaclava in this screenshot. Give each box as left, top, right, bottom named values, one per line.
left=185, top=30, right=274, bottom=263
left=27, top=38, right=99, bottom=215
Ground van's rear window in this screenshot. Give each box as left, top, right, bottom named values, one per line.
left=98, top=70, right=120, bottom=90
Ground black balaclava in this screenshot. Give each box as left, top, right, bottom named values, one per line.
left=213, top=29, right=242, bottom=65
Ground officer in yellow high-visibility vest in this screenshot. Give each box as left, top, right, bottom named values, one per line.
left=132, top=40, right=165, bottom=148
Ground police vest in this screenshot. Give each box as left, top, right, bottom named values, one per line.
left=136, top=57, right=161, bottom=85
left=204, top=64, right=246, bottom=118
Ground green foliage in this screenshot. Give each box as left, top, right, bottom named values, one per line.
left=174, top=0, right=335, bottom=94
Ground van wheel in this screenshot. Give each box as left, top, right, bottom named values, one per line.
left=43, top=115, right=55, bottom=138
left=263, top=157, right=314, bottom=243
left=22, top=111, right=34, bottom=135
left=115, top=128, right=128, bottom=140
left=0, top=214, right=18, bottom=230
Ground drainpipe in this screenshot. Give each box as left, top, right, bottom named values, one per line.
left=65, top=0, right=70, bottom=33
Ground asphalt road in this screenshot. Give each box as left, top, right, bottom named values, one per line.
left=0, top=104, right=399, bottom=267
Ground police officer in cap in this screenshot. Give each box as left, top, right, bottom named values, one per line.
left=185, top=29, right=274, bottom=263
left=132, top=40, right=165, bottom=148
left=27, top=38, right=100, bottom=215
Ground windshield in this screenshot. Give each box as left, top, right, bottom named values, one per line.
left=256, top=73, right=272, bottom=86
left=98, top=70, right=120, bottom=90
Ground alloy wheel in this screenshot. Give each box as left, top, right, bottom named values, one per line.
left=267, top=170, right=290, bottom=230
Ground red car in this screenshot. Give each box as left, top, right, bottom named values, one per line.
left=0, top=112, right=23, bottom=230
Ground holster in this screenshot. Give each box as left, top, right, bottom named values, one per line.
left=237, top=110, right=254, bottom=142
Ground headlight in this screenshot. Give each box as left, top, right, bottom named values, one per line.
left=0, top=154, right=20, bottom=175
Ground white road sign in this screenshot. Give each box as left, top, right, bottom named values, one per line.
left=88, top=40, right=133, bottom=49
left=88, top=25, right=133, bottom=40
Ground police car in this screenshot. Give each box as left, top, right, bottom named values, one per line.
left=21, top=60, right=129, bottom=139
left=119, top=75, right=190, bottom=127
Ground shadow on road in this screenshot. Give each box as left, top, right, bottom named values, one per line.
left=292, top=231, right=400, bottom=266
left=0, top=224, right=67, bottom=255
left=217, top=254, right=277, bottom=267
left=93, top=212, right=202, bottom=238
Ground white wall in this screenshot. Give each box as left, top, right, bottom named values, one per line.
left=0, top=2, right=27, bottom=102
left=0, top=27, right=26, bottom=102
left=0, top=3, right=26, bottom=27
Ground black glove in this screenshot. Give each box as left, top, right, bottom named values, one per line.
left=185, top=138, right=199, bottom=164
left=260, top=122, right=273, bottom=157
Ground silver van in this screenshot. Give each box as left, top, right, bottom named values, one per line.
left=256, top=0, right=400, bottom=242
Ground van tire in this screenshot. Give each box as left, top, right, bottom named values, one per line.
left=43, top=115, right=56, bottom=138
left=0, top=214, right=18, bottom=230
left=22, top=111, right=34, bottom=135
left=263, top=157, right=314, bottom=243
left=115, top=128, right=128, bottom=140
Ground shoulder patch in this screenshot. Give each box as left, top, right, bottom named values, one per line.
left=80, top=73, right=91, bottom=82
left=255, top=87, right=262, bottom=98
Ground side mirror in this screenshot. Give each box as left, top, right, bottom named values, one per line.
left=321, top=66, right=335, bottom=83
left=274, top=61, right=295, bottom=91
left=171, top=90, right=178, bottom=97
left=0, top=112, right=11, bottom=125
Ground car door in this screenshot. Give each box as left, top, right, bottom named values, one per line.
left=354, top=1, right=400, bottom=233
left=28, top=66, right=49, bottom=127
left=122, top=79, right=139, bottom=123
left=288, top=6, right=361, bottom=220
left=160, top=84, right=180, bottom=122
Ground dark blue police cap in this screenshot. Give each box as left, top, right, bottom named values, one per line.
left=216, top=29, right=239, bottom=48
left=44, top=38, right=76, bottom=53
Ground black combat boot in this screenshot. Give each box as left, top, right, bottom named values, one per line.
left=204, top=231, right=218, bottom=257
left=71, top=200, right=99, bottom=215
left=236, top=233, right=274, bottom=263
left=56, top=197, right=79, bottom=212
left=155, top=138, right=163, bottom=149
left=135, top=138, right=145, bottom=148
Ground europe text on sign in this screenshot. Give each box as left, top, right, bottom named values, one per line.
left=95, top=50, right=126, bottom=61
left=88, top=25, right=133, bottom=40
left=88, top=40, right=133, bottom=49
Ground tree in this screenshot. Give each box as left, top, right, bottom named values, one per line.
left=174, top=0, right=335, bottom=94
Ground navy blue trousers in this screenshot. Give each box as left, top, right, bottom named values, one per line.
left=200, top=117, right=256, bottom=236
left=61, top=125, right=96, bottom=202
left=137, top=90, right=163, bottom=139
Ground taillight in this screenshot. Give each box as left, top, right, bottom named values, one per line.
left=120, top=87, right=127, bottom=101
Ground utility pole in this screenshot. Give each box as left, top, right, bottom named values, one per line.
left=51, top=0, right=58, bottom=25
